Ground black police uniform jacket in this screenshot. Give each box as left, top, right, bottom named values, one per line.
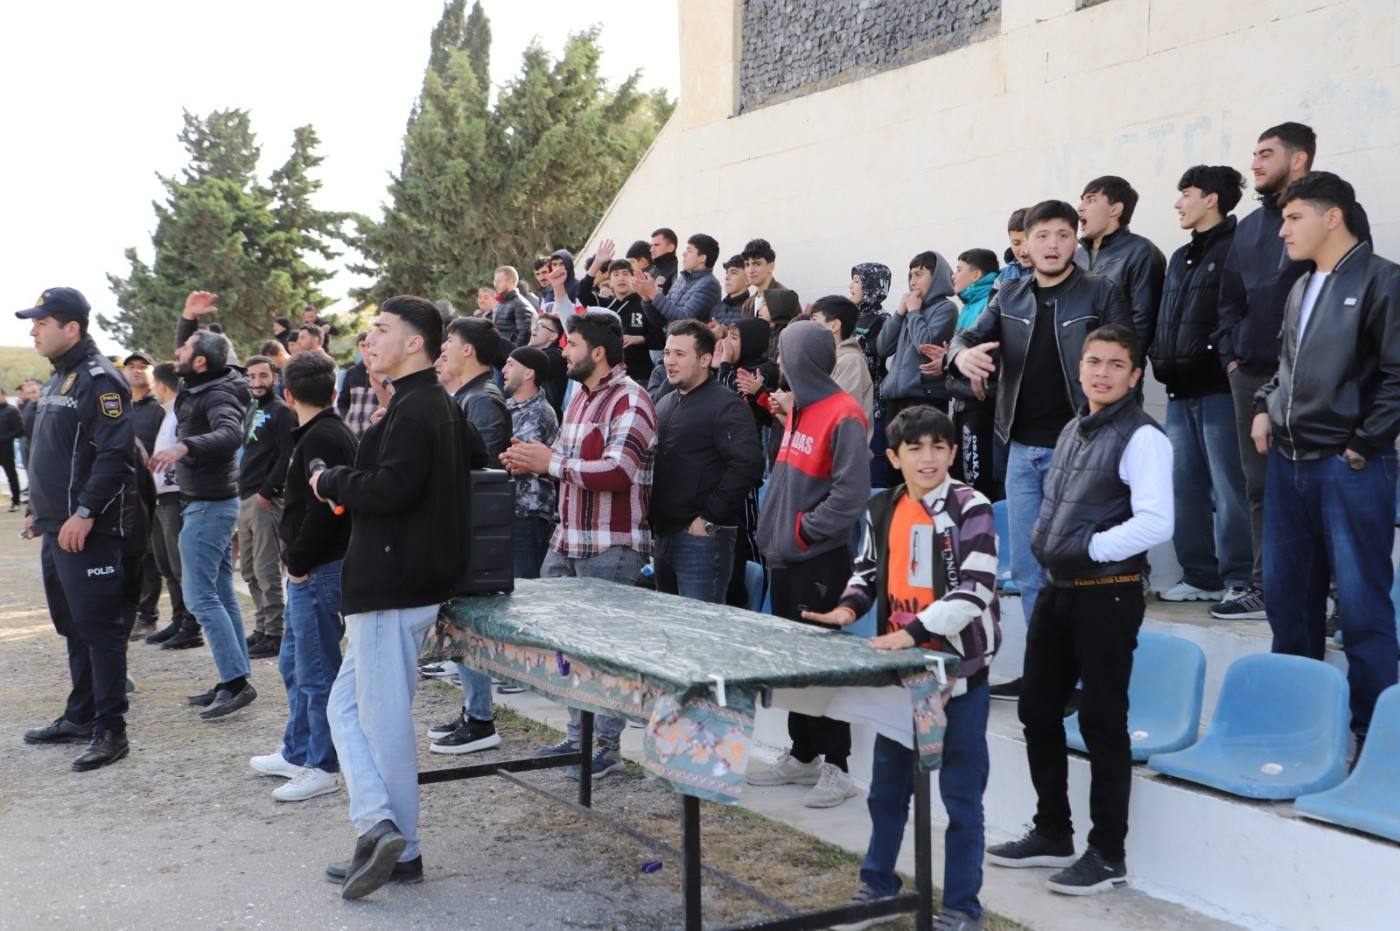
left=28, top=336, right=135, bottom=537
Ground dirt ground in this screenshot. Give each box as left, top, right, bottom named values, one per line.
left=1, top=508, right=978, bottom=930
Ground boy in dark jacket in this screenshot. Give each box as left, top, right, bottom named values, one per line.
left=807, top=405, right=1000, bottom=931
left=750, top=321, right=871, bottom=808
left=251, top=351, right=357, bottom=804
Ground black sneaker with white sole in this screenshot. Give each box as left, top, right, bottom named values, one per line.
left=1045, top=846, right=1127, bottom=895
left=1209, top=586, right=1267, bottom=620
left=988, top=677, right=1022, bottom=700
left=986, top=828, right=1076, bottom=868
left=427, top=708, right=467, bottom=740
left=429, top=717, right=502, bottom=755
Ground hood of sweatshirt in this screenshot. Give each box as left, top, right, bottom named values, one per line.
left=919, top=252, right=957, bottom=308
left=764, top=288, right=800, bottom=324
left=851, top=262, right=891, bottom=312
left=734, top=317, right=771, bottom=367
left=779, top=320, right=839, bottom=409
left=550, top=248, right=577, bottom=281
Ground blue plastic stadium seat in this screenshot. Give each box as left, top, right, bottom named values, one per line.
left=1148, top=654, right=1350, bottom=800
left=745, top=561, right=766, bottom=614
left=1295, top=685, right=1400, bottom=842
left=1064, top=631, right=1205, bottom=761
left=991, top=499, right=1014, bottom=593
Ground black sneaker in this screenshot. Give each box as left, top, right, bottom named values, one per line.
left=129, top=617, right=158, bottom=641
left=427, top=708, right=467, bottom=740
left=145, top=620, right=182, bottom=645
left=24, top=716, right=94, bottom=745
left=1209, top=586, right=1267, bottom=620
left=325, top=854, right=423, bottom=886
left=248, top=635, right=282, bottom=659
left=162, top=626, right=205, bottom=650
left=430, top=718, right=502, bottom=755
left=72, top=730, right=130, bottom=772
left=186, top=685, right=220, bottom=707
left=200, top=683, right=257, bottom=719
left=246, top=631, right=265, bottom=649
left=988, top=677, right=1022, bottom=700
left=986, top=828, right=1076, bottom=868
left=1046, top=846, right=1127, bottom=895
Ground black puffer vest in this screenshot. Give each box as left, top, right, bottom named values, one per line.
left=1032, top=395, right=1161, bottom=587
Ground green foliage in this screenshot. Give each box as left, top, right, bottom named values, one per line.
left=104, top=110, right=349, bottom=359
left=353, top=1, right=674, bottom=309
left=0, top=346, right=51, bottom=393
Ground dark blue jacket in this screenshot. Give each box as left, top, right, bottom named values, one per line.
left=28, top=336, right=135, bottom=537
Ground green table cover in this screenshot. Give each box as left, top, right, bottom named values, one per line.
left=423, top=577, right=959, bottom=802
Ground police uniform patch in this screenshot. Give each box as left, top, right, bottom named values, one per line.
left=60, top=372, right=77, bottom=395
left=100, top=393, right=123, bottom=418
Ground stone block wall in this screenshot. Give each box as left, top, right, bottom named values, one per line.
left=739, top=0, right=1001, bottom=112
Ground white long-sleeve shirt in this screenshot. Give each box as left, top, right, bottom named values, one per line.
left=1087, top=424, right=1174, bottom=563
left=153, top=402, right=181, bottom=495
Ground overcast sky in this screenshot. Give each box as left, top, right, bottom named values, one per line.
left=0, top=1, right=679, bottom=353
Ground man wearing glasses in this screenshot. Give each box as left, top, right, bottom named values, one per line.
left=528, top=313, right=568, bottom=418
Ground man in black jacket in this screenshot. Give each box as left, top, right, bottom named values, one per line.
left=650, top=227, right=680, bottom=294
left=1076, top=176, right=1166, bottom=357
left=123, top=350, right=165, bottom=638
left=249, top=351, right=358, bottom=803
left=1251, top=172, right=1400, bottom=744
left=1217, top=121, right=1372, bottom=620
left=947, top=200, right=1131, bottom=699
left=311, top=295, right=478, bottom=899
left=651, top=320, right=765, bottom=603
left=0, top=387, right=22, bottom=511
left=18, top=287, right=136, bottom=771
left=239, top=355, right=296, bottom=659
left=1149, top=166, right=1254, bottom=615
left=149, top=292, right=257, bottom=719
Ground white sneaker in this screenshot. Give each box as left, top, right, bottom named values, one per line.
left=1156, top=580, right=1224, bottom=602
left=249, top=750, right=303, bottom=779
left=272, top=766, right=342, bottom=801
left=804, top=762, right=858, bottom=808
left=745, top=749, right=822, bottom=786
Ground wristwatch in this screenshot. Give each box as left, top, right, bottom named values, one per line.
left=1343, top=451, right=1367, bottom=471
left=74, top=506, right=92, bottom=519
left=703, top=520, right=719, bottom=537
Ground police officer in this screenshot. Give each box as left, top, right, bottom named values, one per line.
left=18, top=287, right=136, bottom=772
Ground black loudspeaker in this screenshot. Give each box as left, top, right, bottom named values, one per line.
left=466, top=468, right=516, bottom=594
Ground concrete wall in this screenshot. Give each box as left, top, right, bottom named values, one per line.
left=592, top=0, right=1400, bottom=306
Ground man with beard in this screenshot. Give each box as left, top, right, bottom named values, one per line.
left=500, top=311, right=657, bottom=780
left=238, top=355, right=296, bottom=659
left=946, top=201, right=1131, bottom=699
left=1215, top=122, right=1371, bottom=621
left=149, top=292, right=257, bottom=719
left=18, top=287, right=135, bottom=771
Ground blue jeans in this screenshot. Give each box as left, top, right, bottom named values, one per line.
left=859, top=680, right=990, bottom=918
left=179, top=497, right=248, bottom=682
left=329, top=604, right=439, bottom=860
left=515, top=515, right=554, bottom=580
left=1006, top=441, right=1054, bottom=628
left=654, top=527, right=736, bottom=604
left=455, top=663, right=495, bottom=722
left=1264, top=449, right=1400, bottom=734
left=541, top=546, right=647, bottom=749
left=280, top=560, right=345, bottom=773
left=1165, top=395, right=1252, bottom=590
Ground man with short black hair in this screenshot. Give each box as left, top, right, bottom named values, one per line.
left=577, top=254, right=653, bottom=385
left=988, top=323, right=1172, bottom=896
left=239, top=354, right=296, bottom=659
left=1251, top=171, right=1400, bottom=744
left=1150, top=165, right=1254, bottom=611
left=810, top=295, right=874, bottom=435
left=0, top=386, right=22, bottom=511
left=502, top=346, right=559, bottom=579
left=150, top=292, right=257, bottom=718
left=651, top=319, right=764, bottom=603
left=636, top=233, right=722, bottom=328
left=650, top=227, right=679, bottom=293
left=492, top=265, right=536, bottom=348
left=1216, top=121, right=1372, bottom=620
left=1076, top=176, right=1166, bottom=357
left=122, top=350, right=164, bottom=638
left=18, top=287, right=136, bottom=771
left=947, top=201, right=1131, bottom=699
left=714, top=254, right=749, bottom=328
left=295, top=324, right=326, bottom=357
left=500, top=311, right=657, bottom=780
left=741, top=238, right=785, bottom=319
left=877, top=251, right=959, bottom=421
left=336, top=332, right=376, bottom=438
left=312, top=295, right=480, bottom=898
left=527, top=313, right=568, bottom=417
left=143, top=362, right=200, bottom=648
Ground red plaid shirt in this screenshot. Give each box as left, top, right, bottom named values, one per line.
left=548, top=364, right=657, bottom=557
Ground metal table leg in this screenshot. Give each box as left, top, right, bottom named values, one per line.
left=579, top=709, right=593, bottom=808
left=683, top=793, right=703, bottom=931
left=913, top=753, right=934, bottom=931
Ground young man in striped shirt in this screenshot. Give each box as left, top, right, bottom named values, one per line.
left=807, top=405, right=1001, bottom=931
left=499, top=311, right=658, bottom=779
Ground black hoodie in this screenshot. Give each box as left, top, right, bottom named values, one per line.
left=717, top=318, right=778, bottom=432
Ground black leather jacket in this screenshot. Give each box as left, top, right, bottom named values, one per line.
left=1076, top=227, right=1166, bottom=357
left=947, top=267, right=1132, bottom=442
left=1149, top=216, right=1236, bottom=398
left=1255, top=242, right=1400, bottom=460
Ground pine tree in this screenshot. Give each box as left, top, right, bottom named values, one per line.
left=352, top=4, right=673, bottom=309
left=104, top=110, right=347, bottom=356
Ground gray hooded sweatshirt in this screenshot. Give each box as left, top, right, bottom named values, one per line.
left=756, top=321, right=872, bottom=568
left=876, top=252, right=959, bottom=403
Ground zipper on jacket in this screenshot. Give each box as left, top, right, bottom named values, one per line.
left=1049, top=300, right=1076, bottom=408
